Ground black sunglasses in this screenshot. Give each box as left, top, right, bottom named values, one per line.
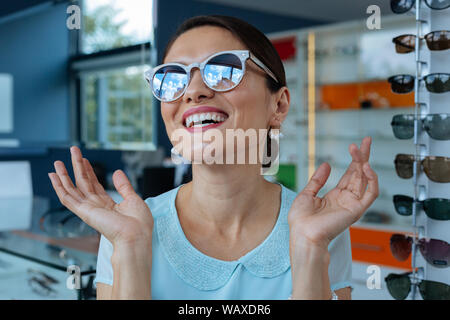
left=385, top=272, right=450, bottom=300
left=391, top=0, right=450, bottom=13
left=393, top=31, right=450, bottom=53
left=388, top=73, right=450, bottom=94
left=393, top=194, right=450, bottom=220
left=391, top=114, right=450, bottom=140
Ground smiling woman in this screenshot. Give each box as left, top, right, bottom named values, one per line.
left=48, top=15, right=379, bottom=300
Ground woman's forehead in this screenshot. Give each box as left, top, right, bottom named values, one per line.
left=164, top=26, right=247, bottom=64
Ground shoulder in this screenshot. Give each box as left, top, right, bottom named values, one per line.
left=144, top=185, right=182, bottom=220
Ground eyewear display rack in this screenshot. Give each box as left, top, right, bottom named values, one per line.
left=410, top=0, right=450, bottom=300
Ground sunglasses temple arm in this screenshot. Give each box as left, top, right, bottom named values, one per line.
left=157, top=70, right=170, bottom=93
left=249, top=53, right=279, bottom=84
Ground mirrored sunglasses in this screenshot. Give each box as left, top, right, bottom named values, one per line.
left=144, top=50, right=278, bottom=102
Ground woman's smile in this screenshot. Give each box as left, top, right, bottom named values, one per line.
left=182, top=105, right=229, bottom=133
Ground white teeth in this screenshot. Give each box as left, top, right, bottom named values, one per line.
left=185, top=112, right=228, bottom=128
left=192, top=123, right=211, bottom=128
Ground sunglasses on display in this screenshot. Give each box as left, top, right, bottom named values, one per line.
left=393, top=31, right=450, bottom=53
left=394, top=153, right=450, bottom=183
left=393, top=194, right=450, bottom=220
left=144, top=50, right=279, bottom=102
left=391, top=114, right=450, bottom=140
left=391, top=0, right=450, bottom=14
left=387, top=73, right=450, bottom=94
left=390, top=233, right=450, bottom=267
left=385, top=272, right=450, bottom=300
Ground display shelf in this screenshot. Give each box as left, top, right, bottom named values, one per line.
left=353, top=221, right=415, bottom=233
left=315, top=107, right=416, bottom=113
left=309, top=78, right=391, bottom=86
left=314, top=134, right=398, bottom=142
left=404, top=2, right=450, bottom=300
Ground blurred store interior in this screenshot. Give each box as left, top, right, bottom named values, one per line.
left=0, top=0, right=449, bottom=300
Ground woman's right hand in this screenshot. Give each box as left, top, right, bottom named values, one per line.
left=48, top=146, right=154, bottom=246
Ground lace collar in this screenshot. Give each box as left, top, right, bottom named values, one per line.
left=152, top=183, right=291, bottom=291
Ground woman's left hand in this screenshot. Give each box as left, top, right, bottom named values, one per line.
left=288, top=136, right=379, bottom=252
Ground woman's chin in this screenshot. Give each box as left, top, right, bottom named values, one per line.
left=179, top=145, right=262, bottom=166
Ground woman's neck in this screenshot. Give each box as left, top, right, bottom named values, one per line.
left=179, top=163, right=279, bottom=237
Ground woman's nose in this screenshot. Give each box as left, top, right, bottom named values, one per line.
left=183, top=68, right=214, bottom=104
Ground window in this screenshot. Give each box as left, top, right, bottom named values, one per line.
left=81, top=64, right=154, bottom=150
left=70, top=0, right=156, bottom=151
left=81, top=0, right=153, bottom=54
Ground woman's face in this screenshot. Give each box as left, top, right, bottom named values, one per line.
left=161, top=26, right=280, bottom=164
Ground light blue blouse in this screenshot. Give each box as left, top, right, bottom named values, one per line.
left=94, top=183, right=353, bottom=299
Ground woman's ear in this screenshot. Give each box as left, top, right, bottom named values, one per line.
left=270, top=87, right=290, bottom=127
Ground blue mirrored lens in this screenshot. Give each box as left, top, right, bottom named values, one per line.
left=153, top=66, right=187, bottom=101
left=204, top=53, right=244, bottom=90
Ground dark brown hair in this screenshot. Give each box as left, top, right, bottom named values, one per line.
left=162, top=15, right=286, bottom=93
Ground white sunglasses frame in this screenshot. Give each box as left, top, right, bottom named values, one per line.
left=144, top=50, right=279, bottom=102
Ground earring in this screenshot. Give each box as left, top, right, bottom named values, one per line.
left=171, top=147, right=190, bottom=164
left=171, top=147, right=180, bottom=156
left=261, top=127, right=281, bottom=175
left=269, top=127, right=284, bottom=139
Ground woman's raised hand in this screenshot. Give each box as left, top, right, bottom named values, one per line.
left=48, top=146, right=154, bottom=246
left=288, top=136, right=379, bottom=251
